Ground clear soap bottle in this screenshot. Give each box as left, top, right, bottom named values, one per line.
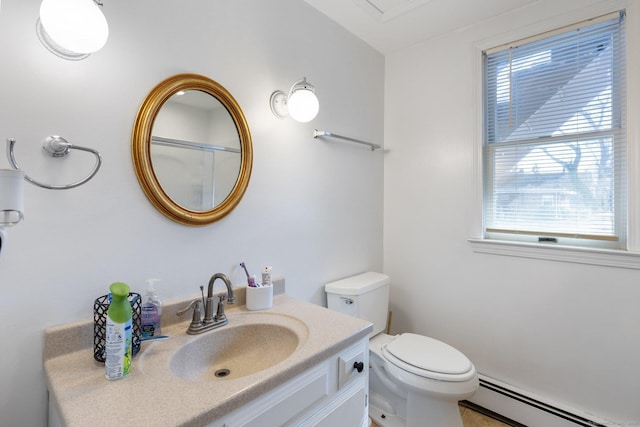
left=141, top=279, right=162, bottom=338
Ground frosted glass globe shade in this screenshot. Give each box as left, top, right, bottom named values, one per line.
left=39, top=0, right=109, bottom=55
left=287, top=89, right=319, bottom=123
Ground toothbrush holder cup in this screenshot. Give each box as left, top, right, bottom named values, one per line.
left=246, top=285, right=273, bottom=311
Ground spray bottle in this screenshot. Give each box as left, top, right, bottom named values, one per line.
left=105, top=282, right=132, bottom=380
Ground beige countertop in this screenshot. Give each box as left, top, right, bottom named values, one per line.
left=44, top=288, right=372, bottom=427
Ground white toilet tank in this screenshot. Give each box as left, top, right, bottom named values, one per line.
left=325, top=272, right=390, bottom=336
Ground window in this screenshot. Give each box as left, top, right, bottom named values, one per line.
left=482, top=12, right=626, bottom=250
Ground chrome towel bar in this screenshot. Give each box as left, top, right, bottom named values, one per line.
left=312, top=129, right=380, bottom=151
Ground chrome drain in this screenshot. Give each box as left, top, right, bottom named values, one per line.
left=214, top=368, right=231, bottom=378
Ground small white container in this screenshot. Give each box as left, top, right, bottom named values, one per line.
left=246, top=285, right=273, bottom=311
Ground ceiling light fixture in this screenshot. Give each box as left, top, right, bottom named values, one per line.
left=270, top=77, right=320, bottom=123
left=36, top=0, right=109, bottom=61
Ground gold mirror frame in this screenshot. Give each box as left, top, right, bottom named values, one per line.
left=132, top=74, right=252, bottom=226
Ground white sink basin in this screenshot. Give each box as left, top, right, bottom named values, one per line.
left=168, top=312, right=308, bottom=381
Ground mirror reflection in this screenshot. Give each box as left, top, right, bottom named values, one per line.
left=131, top=73, right=252, bottom=226
left=151, top=90, right=241, bottom=212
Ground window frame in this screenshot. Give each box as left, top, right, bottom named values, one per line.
left=470, top=4, right=640, bottom=269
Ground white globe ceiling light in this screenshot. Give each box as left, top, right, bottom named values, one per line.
left=37, top=0, right=109, bottom=60
left=270, top=77, right=320, bottom=123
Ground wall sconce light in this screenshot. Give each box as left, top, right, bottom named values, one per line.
left=0, top=169, right=25, bottom=259
left=36, top=0, right=109, bottom=61
left=270, top=77, right=320, bottom=123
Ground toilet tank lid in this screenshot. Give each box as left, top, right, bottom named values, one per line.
left=325, top=272, right=390, bottom=296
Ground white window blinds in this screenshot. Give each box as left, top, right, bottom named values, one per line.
left=483, top=12, right=626, bottom=246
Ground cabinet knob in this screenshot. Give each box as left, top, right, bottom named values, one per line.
left=353, top=361, right=364, bottom=373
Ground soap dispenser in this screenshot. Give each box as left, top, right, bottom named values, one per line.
left=141, top=279, right=162, bottom=338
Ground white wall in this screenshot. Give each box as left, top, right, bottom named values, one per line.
left=0, top=1, right=384, bottom=425
left=384, top=0, right=640, bottom=424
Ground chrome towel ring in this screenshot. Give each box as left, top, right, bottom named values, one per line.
left=6, top=137, right=102, bottom=190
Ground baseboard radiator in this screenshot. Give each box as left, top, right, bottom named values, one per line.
left=471, top=374, right=622, bottom=427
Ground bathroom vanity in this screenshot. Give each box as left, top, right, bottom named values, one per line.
left=44, top=289, right=371, bottom=427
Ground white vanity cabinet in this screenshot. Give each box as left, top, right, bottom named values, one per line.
left=210, top=337, right=369, bottom=427
left=44, top=294, right=373, bottom=427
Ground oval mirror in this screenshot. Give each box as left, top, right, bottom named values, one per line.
left=132, top=74, right=252, bottom=226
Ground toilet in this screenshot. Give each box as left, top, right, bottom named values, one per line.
left=325, top=272, right=478, bottom=427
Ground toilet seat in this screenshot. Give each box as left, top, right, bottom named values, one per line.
left=382, top=333, right=475, bottom=382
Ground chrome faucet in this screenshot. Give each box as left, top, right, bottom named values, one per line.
left=204, top=272, right=236, bottom=324
left=177, top=273, right=236, bottom=335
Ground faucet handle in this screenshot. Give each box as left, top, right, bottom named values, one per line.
left=215, top=294, right=227, bottom=322
left=177, top=299, right=200, bottom=316
left=177, top=299, right=203, bottom=329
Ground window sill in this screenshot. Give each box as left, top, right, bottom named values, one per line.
left=468, top=238, right=640, bottom=269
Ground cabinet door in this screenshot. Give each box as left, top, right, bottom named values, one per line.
left=48, top=398, right=63, bottom=427
left=221, top=364, right=330, bottom=427
left=302, top=382, right=368, bottom=427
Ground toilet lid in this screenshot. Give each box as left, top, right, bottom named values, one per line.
left=385, top=333, right=472, bottom=375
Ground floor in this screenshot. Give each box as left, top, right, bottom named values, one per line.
left=459, top=404, right=513, bottom=427
left=371, top=403, right=515, bottom=427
